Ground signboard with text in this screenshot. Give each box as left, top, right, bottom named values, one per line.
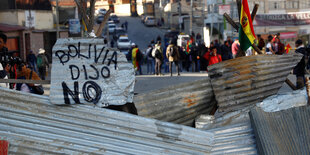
left=69, top=19, right=81, bottom=34
left=254, top=12, right=310, bottom=26
left=50, top=38, right=135, bottom=107
left=219, top=5, right=230, bottom=15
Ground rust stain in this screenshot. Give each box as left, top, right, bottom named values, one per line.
left=184, top=94, right=198, bottom=107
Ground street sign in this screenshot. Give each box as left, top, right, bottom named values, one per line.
left=219, top=5, right=230, bottom=15
left=25, top=10, right=35, bottom=28
left=50, top=38, right=135, bottom=107
left=69, top=19, right=81, bottom=34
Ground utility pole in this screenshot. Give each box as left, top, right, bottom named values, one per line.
left=178, top=1, right=182, bottom=31
left=56, top=0, right=60, bottom=39
left=210, top=3, right=214, bottom=42
left=190, top=0, right=193, bottom=35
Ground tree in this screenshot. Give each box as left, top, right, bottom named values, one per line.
left=74, top=0, right=96, bottom=33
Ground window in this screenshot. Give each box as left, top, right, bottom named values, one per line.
left=286, top=1, right=299, bottom=9
left=269, top=1, right=284, bottom=10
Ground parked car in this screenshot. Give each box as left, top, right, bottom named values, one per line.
left=144, top=16, right=156, bottom=26
left=108, top=23, right=116, bottom=33
left=113, top=27, right=127, bottom=40
left=98, top=8, right=107, bottom=15
left=117, top=36, right=132, bottom=50
left=96, top=15, right=105, bottom=24
left=109, top=14, right=120, bottom=23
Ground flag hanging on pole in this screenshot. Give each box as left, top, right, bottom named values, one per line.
left=238, top=0, right=256, bottom=51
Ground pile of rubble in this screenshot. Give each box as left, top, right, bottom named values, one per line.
left=0, top=50, right=309, bottom=154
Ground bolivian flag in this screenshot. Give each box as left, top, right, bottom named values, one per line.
left=239, top=0, right=256, bottom=51
left=285, top=44, right=292, bottom=54
left=186, top=40, right=192, bottom=54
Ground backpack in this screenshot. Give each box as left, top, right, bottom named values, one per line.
left=147, top=47, right=153, bottom=58
left=154, top=49, right=162, bottom=59
left=169, top=46, right=176, bottom=57
left=136, top=50, right=143, bottom=62
left=37, top=55, right=43, bottom=68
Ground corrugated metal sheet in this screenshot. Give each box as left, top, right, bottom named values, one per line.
left=134, top=78, right=216, bottom=126
left=250, top=106, right=310, bottom=155
left=208, top=54, right=302, bottom=112
left=0, top=87, right=214, bottom=154
left=50, top=38, right=135, bottom=107
left=206, top=122, right=257, bottom=155
left=256, top=88, right=307, bottom=112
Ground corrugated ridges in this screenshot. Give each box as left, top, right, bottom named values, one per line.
left=0, top=87, right=214, bottom=154
left=250, top=106, right=310, bottom=155
left=208, top=54, right=302, bottom=112
left=134, top=78, right=216, bottom=126
left=207, top=122, right=257, bottom=155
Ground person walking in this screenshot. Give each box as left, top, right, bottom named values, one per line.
left=145, top=45, right=155, bottom=74
left=220, top=41, right=232, bottom=61
left=166, top=40, right=180, bottom=76
left=152, top=41, right=164, bottom=76
left=266, top=35, right=275, bottom=55
left=231, top=39, right=240, bottom=58
left=0, top=32, right=9, bottom=68
left=124, top=20, right=128, bottom=31
left=27, top=50, right=37, bottom=72
left=257, top=34, right=265, bottom=50
left=36, top=48, right=49, bottom=80
left=131, top=45, right=143, bottom=75
left=293, top=39, right=307, bottom=89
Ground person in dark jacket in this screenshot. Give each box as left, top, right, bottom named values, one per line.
left=27, top=50, right=37, bottom=72
left=220, top=41, right=232, bottom=61
left=0, top=32, right=9, bottom=68
left=293, top=39, right=307, bottom=89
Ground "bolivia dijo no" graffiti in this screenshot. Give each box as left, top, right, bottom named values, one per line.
left=54, top=42, right=117, bottom=106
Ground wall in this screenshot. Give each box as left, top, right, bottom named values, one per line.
left=31, top=32, right=44, bottom=55
left=33, top=10, right=54, bottom=29
left=114, top=4, right=131, bottom=16
left=0, top=11, right=19, bottom=25
left=60, top=31, right=69, bottom=38
left=0, top=10, right=54, bottom=30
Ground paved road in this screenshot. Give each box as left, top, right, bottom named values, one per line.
left=118, top=16, right=166, bottom=52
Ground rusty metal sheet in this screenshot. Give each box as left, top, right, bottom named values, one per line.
left=208, top=54, right=302, bottom=112
left=0, top=87, right=214, bottom=154
left=134, top=78, right=216, bottom=126
left=250, top=106, right=310, bottom=155
left=50, top=38, right=135, bottom=107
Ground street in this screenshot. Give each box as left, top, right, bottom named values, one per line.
left=118, top=16, right=166, bottom=52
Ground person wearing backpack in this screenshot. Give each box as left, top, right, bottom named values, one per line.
left=166, top=40, right=180, bottom=76
left=37, top=48, right=49, bottom=80
left=145, top=45, right=155, bottom=74
left=152, top=41, right=164, bottom=76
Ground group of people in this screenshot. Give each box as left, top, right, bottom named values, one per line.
left=130, top=37, right=181, bottom=76
left=128, top=33, right=310, bottom=91
left=0, top=32, right=49, bottom=94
